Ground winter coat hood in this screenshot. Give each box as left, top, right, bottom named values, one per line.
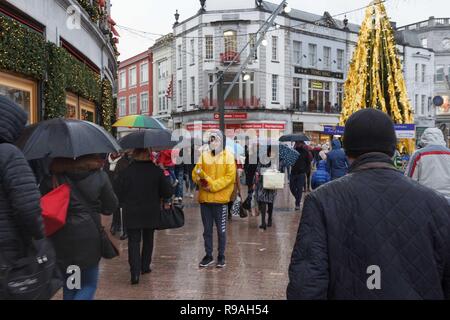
left=0, top=96, right=28, bottom=144
left=331, top=139, right=342, bottom=150
left=420, top=128, right=446, bottom=147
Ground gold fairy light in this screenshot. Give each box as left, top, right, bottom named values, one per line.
left=340, top=0, right=415, bottom=153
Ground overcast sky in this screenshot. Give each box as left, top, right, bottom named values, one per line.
left=112, top=0, right=450, bottom=61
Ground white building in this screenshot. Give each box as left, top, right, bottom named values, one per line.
left=171, top=0, right=359, bottom=145
left=396, top=29, right=436, bottom=139
left=398, top=17, right=450, bottom=145
left=151, top=33, right=175, bottom=127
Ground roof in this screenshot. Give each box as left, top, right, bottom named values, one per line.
left=118, top=50, right=150, bottom=69
left=262, top=1, right=360, bottom=33
left=395, top=30, right=425, bottom=48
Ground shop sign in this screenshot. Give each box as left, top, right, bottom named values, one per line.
left=214, top=113, right=248, bottom=120
left=311, top=81, right=324, bottom=89
left=294, top=67, right=344, bottom=79
left=323, top=125, right=345, bottom=135
left=395, top=124, right=416, bottom=139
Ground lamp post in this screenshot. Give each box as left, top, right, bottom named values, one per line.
left=216, top=0, right=290, bottom=139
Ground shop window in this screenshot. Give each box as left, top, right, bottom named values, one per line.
left=0, top=71, right=37, bottom=124
left=65, top=92, right=96, bottom=122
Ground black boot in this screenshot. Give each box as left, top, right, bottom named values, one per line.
left=259, top=207, right=266, bottom=230
left=268, top=210, right=273, bottom=227
left=131, top=274, right=139, bottom=285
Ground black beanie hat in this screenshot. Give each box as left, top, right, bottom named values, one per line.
left=343, top=108, right=397, bottom=158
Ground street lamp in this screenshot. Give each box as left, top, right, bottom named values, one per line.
left=283, top=3, right=292, bottom=13
left=243, top=73, right=251, bottom=81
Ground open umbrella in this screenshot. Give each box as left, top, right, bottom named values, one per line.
left=279, top=144, right=300, bottom=167
left=279, top=133, right=310, bottom=142
left=112, top=115, right=166, bottom=129
left=118, top=129, right=177, bottom=150
left=18, top=118, right=121, bottom=160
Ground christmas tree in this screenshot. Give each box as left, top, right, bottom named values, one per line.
left=340, top=1, right=414, bottom=152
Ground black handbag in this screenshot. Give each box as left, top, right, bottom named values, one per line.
left=0, top=239, right=62, bottom=300
left=156, top=203, right=185, bottom=230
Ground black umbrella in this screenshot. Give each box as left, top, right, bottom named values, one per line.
left=18, top=118, right=121, bottom=160
left=279, top=133, right=310, bottom=142
left=118, top=129, right=178, bottom=150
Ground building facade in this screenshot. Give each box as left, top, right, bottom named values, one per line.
left=398, top=17, right=450, bottom=145
left=171, top=0, right=359, bottom=144
left=150, top=33, right=174, bottom=127
left=0, top=0, right=118, bottom=128
left=396, top=29, right=435, bottom=140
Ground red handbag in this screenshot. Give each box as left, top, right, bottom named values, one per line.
left=40, top=176, right=70, bottom=237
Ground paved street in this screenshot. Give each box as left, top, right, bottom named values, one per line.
left=84, top=187, right=300, bottom=300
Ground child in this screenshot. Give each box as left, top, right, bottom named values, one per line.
left=157, top=149, right=178, bottom=187
left=311, top=160, right=331, bottom=190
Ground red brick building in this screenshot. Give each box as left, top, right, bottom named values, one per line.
left=117, top=50, right=153, bottom=120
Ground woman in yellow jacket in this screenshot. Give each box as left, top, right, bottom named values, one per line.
left=192, top=131, right=236, bottom=268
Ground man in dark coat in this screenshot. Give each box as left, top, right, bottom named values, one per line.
left=287, top=109, right=450, bottom=300
left=114, top=148, right=173, bottom=284
left=290, top=141, right=311, bottom=210
left=0, top=96, right=45, bottom=264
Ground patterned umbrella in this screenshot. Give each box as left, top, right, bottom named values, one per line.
left=279, top=144, right=299, bottom=167
left=112, top=115, right=166, bottom=129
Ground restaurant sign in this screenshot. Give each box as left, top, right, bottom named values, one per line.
left=294, top=67, right=344, bottom=79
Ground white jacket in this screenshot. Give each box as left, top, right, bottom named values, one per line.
left=405, top=128, right=450, bottom=199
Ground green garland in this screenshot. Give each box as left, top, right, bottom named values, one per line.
left=100, top=78, right=114, bottom=131
left=77, top=0, right=101, bottom=23
left=0, top=15, right=46, bottom=79
left=0, top=13, right=115, bottom=130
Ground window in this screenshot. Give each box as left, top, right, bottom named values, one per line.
left=249, top=33, right=257, bottom=60
left=272, top=36, right=278, bottom=61
left=140, top=93, right=149, bottom=113
left=415, top=64, right=419, bottom=82
left=415, top=94, right=419, bottom=114
left=422, top=64, right=426, bottom=83
left=119, top=71, right=126, bottom=90
left=337, top=49, right=344, bottom=70
left=323, top=46, right=331, bottom=69
left=308, top=80, right=331, bottom=112
left=178, top=80, right=183, bottom=107
left=421, top=95, right=426, bottom=115
left=178, top=45, right=182, bottom=68
left=129, top=95, right=137, bottom=114
left=0, top=71, right=38, bottom=124
left=119, top=97, right=126, bottom=116
left=309, top=44, right=317, bottom=67
left=428, top=97, right=431, bottom=115
left=129, top=66, right=137, bottom=87
left=293, top=41, right=302, bottom=65
left=272, top=75, right=278, bottom=102
left=190, top=39, right=195, bottom=65
left=436, top=65, right=445, bottom=82
left=190, top=77, right=195, bottom=105
left=205, top=35, right=213, bottom=60
left=421, top=38, right=428, bottom=48
left=292, top=77, right=302, bottom=108
left=224, top=30, right=237, bottom=53
left=140, top=62, right=148, bottom=84
left=158, top=60, right=168, bottom=80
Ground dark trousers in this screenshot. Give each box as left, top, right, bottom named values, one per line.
left=127, top=228, right=155, bottom=277
left=290, top=173, right=306, bottom=207
left=304, top=169, right=311, bottom=191
left=175, top=166, right=184, bottom=198
left=258, top=202, right=274, bottom=227
left=200, top=203, right=227, bottom=258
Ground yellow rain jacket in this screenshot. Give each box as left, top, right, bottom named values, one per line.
left=192, top=149, right=236, bottom=204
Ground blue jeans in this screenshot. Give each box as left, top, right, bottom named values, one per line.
left=63, top=265, right=99, bottom=300
left=175, top=166, right=184, bottom=198
left=200, top=203, right=228, bottom=257
left=290, top=174, right=305, bottom=207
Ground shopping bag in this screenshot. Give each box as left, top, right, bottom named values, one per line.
left=262, top=169, right=285, bottom=190
left=40, top=184, right=70, bottom=237
left=231, top=196, right=242, bottom=217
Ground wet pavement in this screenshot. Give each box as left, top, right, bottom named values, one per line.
left=60, top=186, right=303, bottom=300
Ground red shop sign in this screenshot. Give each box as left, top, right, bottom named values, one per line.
left=214, top=113, right=248, bottom=120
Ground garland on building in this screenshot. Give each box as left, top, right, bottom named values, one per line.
left=0, top=13, right=115, bottom=131
left=340, top=1, right=414, bottom=153
left=0, top=15, right=47, bottom=80
left=100, top=78, right=114, bottom=131
left=77, top=0, right=102, bottom=23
